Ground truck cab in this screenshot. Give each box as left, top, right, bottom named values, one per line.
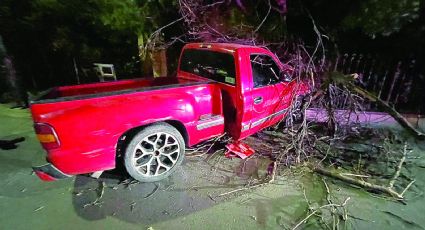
left=178, top=43, right=306, bottom=140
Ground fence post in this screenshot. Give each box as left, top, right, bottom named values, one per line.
left=386, top=61, right=402, bottom=103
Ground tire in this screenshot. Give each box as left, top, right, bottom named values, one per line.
left=124, top=123, right=185, bottom=182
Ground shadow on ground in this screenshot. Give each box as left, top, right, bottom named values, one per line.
left=0, top=137, right=25, bottom=150
left=71, top=152, right=274, bottom=225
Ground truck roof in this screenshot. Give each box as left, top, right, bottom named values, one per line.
left=184, top=42, right=264, bottom=52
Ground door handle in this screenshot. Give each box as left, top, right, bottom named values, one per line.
left=254, top=96, right=263, bottom=105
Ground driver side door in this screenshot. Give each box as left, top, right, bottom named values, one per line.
left=248, top=54, right=282, bottom=134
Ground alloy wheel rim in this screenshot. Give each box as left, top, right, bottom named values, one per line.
left=132, top=132, right=180, bottom=177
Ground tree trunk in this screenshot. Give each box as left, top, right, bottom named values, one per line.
left=138, top=34, right=153, bottom=76
left=152, top=48, right=167, bottom=78
left=350, top=84, right=425, bottom=139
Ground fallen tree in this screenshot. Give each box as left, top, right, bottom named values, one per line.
left=312, top=142, right=416, bottom=201
left=318, top=71, right=425, bottom=140
left=351, top=82, right=425, bottom=140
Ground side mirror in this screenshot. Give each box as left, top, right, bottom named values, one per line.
left=280, top=71, right=293, bottom=82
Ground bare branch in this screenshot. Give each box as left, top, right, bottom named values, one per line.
left=254, top=0, right=271, bottom=33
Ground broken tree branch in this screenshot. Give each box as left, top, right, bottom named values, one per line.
left=313, top=166, right=404, bottom=200
left=321, top=72, right=425, bottom=139
left=349, top=81, right=425, bottom=140
left=400, top=180, right=416, bottom=197
left=322, top=178, right=341, bottom=228
left=253, top=0, right=271, bottom=33
left=388, top=142, right=408, bottom=189
left=292, top=197, right=351, bottom=230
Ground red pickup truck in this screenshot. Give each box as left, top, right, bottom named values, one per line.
left=31, top=43, right=309, bottom=182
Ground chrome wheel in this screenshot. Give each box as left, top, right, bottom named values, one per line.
left=132, top=132, right=180, bottom=177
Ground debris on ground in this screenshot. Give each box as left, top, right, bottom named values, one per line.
left=224, top=141, right=255, bottom=159
left=83, top=181, right=105, bottom=208
left=34, top=206, right=44, bottom=212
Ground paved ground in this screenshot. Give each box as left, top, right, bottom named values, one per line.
left=0, top=104, right=310, bottom=230
left=1, top=104, right=425, bottom=230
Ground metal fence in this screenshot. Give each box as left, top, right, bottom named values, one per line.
left=329, top=53, right=423, bottom=113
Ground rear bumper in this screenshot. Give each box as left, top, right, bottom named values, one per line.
left=32, top=163, right=72, bottom=181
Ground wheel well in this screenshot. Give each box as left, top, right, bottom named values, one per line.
left=163, top=120, right=189, bottom=146
left=116, top=120, right=189, bottom=160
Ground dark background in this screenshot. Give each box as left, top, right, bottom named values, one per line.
left=0, top=0, right=424, bottom=110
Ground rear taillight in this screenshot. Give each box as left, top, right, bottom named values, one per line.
left=34, top=123, right=60, bottom=150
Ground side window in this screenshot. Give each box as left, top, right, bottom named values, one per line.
left=180, top=49, right=236, bottom=86
left=250, top=55, right=281, bottom=88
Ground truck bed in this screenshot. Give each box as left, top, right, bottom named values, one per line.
left=30, top=74, right=225, bottom=175
left=32, top=77, right=206, bottom=104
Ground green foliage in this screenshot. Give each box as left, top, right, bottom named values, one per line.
left=0, top=0, right=167, bottom=87
left=29, top=0, right=145, bottom=33
left=342, top=0, right=422, bottom=37
left=321, top=72, right=356, bottom=90
left=97, top=0, right=144, bottom=33
left=25, top=0, right=146, bottom=58
left=0, top=0, right=423, bottom=90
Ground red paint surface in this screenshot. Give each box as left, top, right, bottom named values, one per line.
left=224, top=141, right=255, bottom=159
left=30, top=43, right=308, bottom=178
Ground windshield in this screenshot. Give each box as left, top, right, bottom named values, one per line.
left=180, top=49, right=236, bottom=86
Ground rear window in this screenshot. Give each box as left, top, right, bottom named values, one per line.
left=180, top=49, right=236, bottom=86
